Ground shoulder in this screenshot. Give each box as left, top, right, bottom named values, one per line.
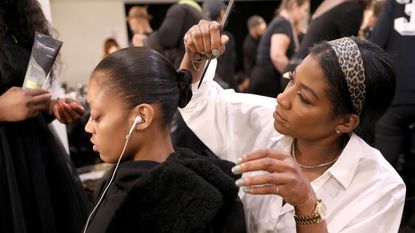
left=267, top=16, right=292, bottom=34
left=166, top=3, right=188, bottom=15
left=323, top=135, right=405, bottom=232
left=337, top=1, right=364, bottom=16
left=345, top=134, right=404, bottom=192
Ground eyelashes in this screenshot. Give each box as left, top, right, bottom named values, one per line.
left=282, top=71, right=310, bottom=105
left=282, top=71, right=294, bottom=81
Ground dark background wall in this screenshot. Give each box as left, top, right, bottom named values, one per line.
left=125, top=0, right=322, bottom=72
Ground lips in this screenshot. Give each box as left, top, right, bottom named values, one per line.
left=90, top=139, right=98, bottom=152
left=273, top=108, right=288, bottom=123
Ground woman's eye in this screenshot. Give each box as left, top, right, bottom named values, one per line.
left=90, top=115, right=101, bottom=122
left=297, top=91, right=310, bottom=105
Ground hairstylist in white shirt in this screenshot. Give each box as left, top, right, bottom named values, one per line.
left=179, top=20, right=405, bottom=233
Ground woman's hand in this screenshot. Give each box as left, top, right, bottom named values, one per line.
left=232, top=149, right=318, bottom=213
left=49, top=98, right=85, bottom=124
left=0, top=87, right=51, bottom=122
left=180, top=20, right=229, bottom=83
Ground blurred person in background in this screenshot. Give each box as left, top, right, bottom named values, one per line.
left=287, top=0, right=367, bottom=71
left=243, top=15, right=267, bottom=83
left=145, top=0, right=205, bottom=69
left=360, top=0, right=386, bottom=40
left=126, top=5, right=153, bottom=47
left=0, top=0, right=90, bottom=232
left=247, top=0, right=310, bottom=97
left=102, top=38, right=120, bottom=59
left=371, top=0, right=415, bottom=168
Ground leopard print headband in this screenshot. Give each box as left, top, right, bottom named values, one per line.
left=328, top=37, right=366, bottom=115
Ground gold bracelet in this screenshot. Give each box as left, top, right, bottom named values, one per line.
left=293, top=199, right=326, bottom=225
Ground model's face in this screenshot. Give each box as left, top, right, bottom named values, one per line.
left=273, top=55, right=339, bottom=140
left=85, top=73, right=131, bottom=163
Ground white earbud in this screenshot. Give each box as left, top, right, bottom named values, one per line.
left=126, top=116, right=142, bottom=139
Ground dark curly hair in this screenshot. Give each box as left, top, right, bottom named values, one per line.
left=0, top=0, right=51, bottom=80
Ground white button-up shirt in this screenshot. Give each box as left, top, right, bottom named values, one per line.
left=179, top=60, right=406, bottom=233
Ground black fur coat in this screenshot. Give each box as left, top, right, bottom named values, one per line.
left=87, top=148, right=246, bottom=233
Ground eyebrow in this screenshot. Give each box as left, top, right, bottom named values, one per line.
left=299, top=83, right=319, bottom=100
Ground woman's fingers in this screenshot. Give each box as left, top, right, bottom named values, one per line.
left=242, top=184, right=280, bottom=195
left=199, top=21, right=212, bottom=54
left=208, top=21, right=221, bottom=56
left=189, top=25, right=205, bottom=53
left=184, top=20, right=228, bottom=57
left=69, top=102, right=85, bottom=115
left=232, top=156, right=290, bottom=175
left=29, top=92, right=52, bottom=105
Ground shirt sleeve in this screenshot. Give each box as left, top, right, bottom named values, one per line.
left=272, top=19, right=292, bottom=37
left=179, top=59, right=277, bottom=162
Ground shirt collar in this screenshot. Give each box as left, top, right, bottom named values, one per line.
left=272, top=133, right=362, bottom=190
left=327, top=133, right=362, bottom=189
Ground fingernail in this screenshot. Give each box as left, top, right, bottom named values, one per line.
left=231, top=165, right=242, bottom=175
left=235, top=178, right=245, bottom=187
left=212, top=49, right=220, bottom=57
left=236, top=157, right=244, bottom=165
left=243, top=187, right=251, bottom=193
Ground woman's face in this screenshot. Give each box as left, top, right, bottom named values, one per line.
left=292, top=2, right=309, bottom=24
left=85, top=73, right=132, bottom=163
left=273, top=55, right=340, bottom=140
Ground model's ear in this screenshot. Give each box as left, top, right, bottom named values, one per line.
left=130, top=103, right=154, bottom=131
left=334, top=114, right=360, bottom=134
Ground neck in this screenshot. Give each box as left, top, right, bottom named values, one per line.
left=293, top=135, right=346, bottom=169
left=132, top=129, right=174, bottom=163
left=279, top=10, right=294, bottom=24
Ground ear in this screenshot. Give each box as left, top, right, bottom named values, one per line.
left=131, top=104, right=155, bottom=131
left=334, top=114, right=360, bottom=134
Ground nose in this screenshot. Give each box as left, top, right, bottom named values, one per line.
left=85, top=115, right=94, bottom=134
left=276, top=89, right=291, bottom=110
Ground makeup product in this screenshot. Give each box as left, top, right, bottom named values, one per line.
left=22, top=32, right=63, bottom=89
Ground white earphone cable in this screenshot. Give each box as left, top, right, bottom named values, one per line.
left=82, top=132, right=132, bottom=233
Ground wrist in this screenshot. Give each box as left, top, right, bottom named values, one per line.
left=48, top=98, right=58, bottom=115
left=294, top=195, right=317, bottom=216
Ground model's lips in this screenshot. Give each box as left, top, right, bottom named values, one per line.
left=273, top=109, right=288, bottom=123
left=90, top=139, right=98, bottom=152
